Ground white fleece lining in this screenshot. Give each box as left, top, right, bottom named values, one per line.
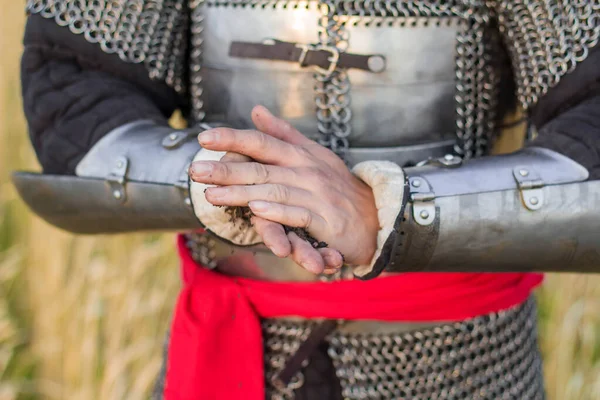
left=351, top=161, right=406, bottom=277
left=189, top=148, right=262, bottom=246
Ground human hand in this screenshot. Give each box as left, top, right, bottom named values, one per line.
left=189, top=106, right=380, bottom=274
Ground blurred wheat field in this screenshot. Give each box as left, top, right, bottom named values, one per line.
left=0, top=2, right=599, bottom=400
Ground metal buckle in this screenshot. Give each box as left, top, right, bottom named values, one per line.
left=295, top=43, right=311, bottom=67
left=295, top=43, right=340, bottom=77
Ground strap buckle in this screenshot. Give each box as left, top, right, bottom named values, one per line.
left=295, top=43, right=340, bottom=77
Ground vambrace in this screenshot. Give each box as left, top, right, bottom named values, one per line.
left=12, top=121, right=206, bottom=234
left=355, top=148, right=600, bottom=279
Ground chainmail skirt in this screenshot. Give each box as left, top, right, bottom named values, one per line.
left=153, top=296, right=545, bottom=400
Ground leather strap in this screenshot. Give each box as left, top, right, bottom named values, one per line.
left=229, top=39, right=386, bottom=73
left=271, top=320, right=340, bottom=389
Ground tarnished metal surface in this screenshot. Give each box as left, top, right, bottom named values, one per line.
left=387, top=180, right=600, bottom=273
left=11, top=172, right=202, bottom=234
left=75, top=120, right=200, bottom=185
left=405, top=147, right=589, bottom=198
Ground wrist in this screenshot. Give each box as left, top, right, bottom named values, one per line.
left=350, top=160, right=408, bottom=278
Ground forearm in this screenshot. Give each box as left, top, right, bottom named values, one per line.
left=16, top=14, right=205, bottom=234
left=354, top=90, right=600, bottom=279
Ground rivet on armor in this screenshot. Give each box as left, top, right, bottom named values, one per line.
left=519, top=169, right=529, bottom=177
left=530, top=197, right=539, bottom=206
left=412, top=179, right=422, bottom=188
left=107, top=156, right=129, bottom=203
left=419, top=210, right=430, bottom=219
left=367, top=55, right=386, bottom=73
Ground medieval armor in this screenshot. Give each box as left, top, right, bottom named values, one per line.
left=18, top=0, right=600, bottom=276
left=15, top=0, right=600, bottom=399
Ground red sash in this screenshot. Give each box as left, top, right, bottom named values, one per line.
left=164, top=235, right=542, bottom=400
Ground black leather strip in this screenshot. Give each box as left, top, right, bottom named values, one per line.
left=229, top=40, right=385, bottom=73
left=272, top=320, right=340, bottom=388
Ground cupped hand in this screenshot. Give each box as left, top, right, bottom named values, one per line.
left=189, top=106, right=379, bottom=274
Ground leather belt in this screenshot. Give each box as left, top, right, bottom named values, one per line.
left=229, top=39, right=386, bottom=75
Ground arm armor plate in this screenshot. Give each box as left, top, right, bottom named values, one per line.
left=371, top=148, right=600, bottom=277
left=12, top=121, right=208, bottom=234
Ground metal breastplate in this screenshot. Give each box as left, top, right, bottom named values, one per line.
left=27, top=1, right=599, bottom=160
left=191, top=0, right=501, bottom=161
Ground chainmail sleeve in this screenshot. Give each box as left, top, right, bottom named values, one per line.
left=492, top=1, right=600, bottom=111
left=25, top=0, right=189, bottom=95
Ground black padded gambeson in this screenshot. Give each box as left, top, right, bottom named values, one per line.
left=21, top=15, right=182, bottom=175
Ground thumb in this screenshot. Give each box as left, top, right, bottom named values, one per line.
left=251, top=105, right=312, bottom=145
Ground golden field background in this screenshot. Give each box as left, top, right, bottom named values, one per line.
left=0, top=2, right=599, bottom=399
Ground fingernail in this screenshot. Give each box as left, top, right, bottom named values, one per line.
left=259, top=105, right=272, bottom=116
left=198, top=131, right=218, bottom=145
left=249, top=200, right=269, bottom=212
left=301, top=262, right=323, bottom=274
left=207, top=187, right=228, bottom=199
left=190, top=162, right=213, bottom=176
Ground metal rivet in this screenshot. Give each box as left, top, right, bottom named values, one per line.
left=419, top=210, right=430, bottom=219
left=367, top=55, right=386, bottom=73
left=113, top=190, right=122, bottom=200
left=116, top=160, right=124, bottom=168
left=169, top=133, right=178, bottom=141
left=444, top=154, right=454, bottom=161
left=184, top=197, right=192, bottom=206
left=530, top=197, right=539, bottom=205
left=519, top=169, right=529, bottom=177
left=412, top=179, right=421, bottom=188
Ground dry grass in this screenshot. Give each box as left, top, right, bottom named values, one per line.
left=0, top=3, right=599, bottom=400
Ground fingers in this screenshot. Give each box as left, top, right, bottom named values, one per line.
left=204, top=184, right=315, bottom=209
left=287, top=231, right=324, bottom=274
left=198, top=127, right=302, bottom=166
left=319, top=248, right=344, bottom=271
left=252, top=216, right=291, bottom=258
left=253, top=216, right=342, bottom=272
left=189, top=161, right=295, bottom=185
left=220, top=152, right=251, bottom=163
left=248, top=201, right=327, bottom=233
left=251, top=105, right=312, bottom=145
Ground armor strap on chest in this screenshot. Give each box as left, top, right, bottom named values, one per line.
left=229, top=39, right=386, bottom=74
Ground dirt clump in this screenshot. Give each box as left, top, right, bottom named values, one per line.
left=225, top=206, right=328, bottom=249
